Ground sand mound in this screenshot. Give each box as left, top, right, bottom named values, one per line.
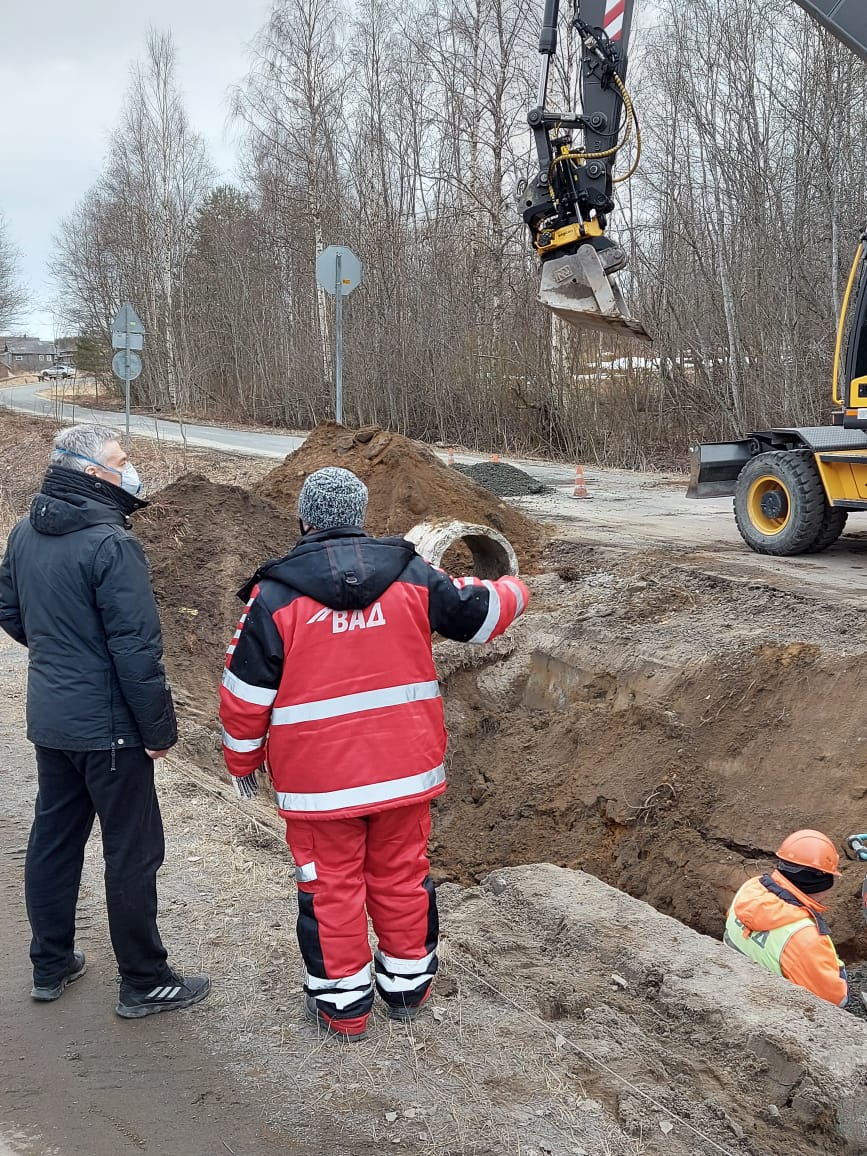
left=136, top=474, right=296, bottom=720
left=256, top=422, right=545, bottom=569
left=135, top=431, right=545, bottom=729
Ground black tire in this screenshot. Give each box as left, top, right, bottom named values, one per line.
left=733, top=451, right=826, bottom=556
left=805, top=506, right=848, bottom=553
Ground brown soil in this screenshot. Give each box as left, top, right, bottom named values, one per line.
left=432, top=540, right=867, bottom=967
left=135, top=475, right=295, bottom=726
left=0, top=412, right=273, bottom=538
left=257, top=421, right=545, bottom=570
left=1, top=633, right=827, bottom=1156
left=131, top=472, right=867, bottom=972
left=6, top=417, right=867, bottom=1152
left=5, top=413, right=866, bottom=978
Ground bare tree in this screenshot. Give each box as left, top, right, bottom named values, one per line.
left=51, top=0, right=867, bottom=468
left=0, top=212, right=28, bottom=331
left=233, top=0, right=347, bottom=412
left=54, top=30, right=213, bottom=410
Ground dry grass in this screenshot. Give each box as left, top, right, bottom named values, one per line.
left=0, top=410, right=274, bottom=539
left=134, top=757, right=673, bottom=1156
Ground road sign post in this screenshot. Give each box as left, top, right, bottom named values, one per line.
left=334, top=250, right=344, bottom=423
left=315, top=246, right=362, bottom=425
left=111, top=303, right=145, bottom=449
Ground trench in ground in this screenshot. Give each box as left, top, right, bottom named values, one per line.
left=170, top=541, right=867, bottom=980
left=427, top=552, right=867, bottom=977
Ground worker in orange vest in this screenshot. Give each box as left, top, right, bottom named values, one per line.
left=724, top=829, right=848, bottom=1007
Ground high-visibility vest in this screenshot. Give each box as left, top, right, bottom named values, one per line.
left=724, top=906, right=814, bottom=976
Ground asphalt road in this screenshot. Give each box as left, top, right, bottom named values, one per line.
left=0, top=381, right=308, bottom=461
left=0, top=380, right=580, bottom=482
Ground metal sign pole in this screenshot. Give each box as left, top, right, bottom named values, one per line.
left=124, top=331, right=131, bottom=450
left=315, top=247, right=360, bottom=427
left=334, top=249, right=344, bottom=424
left=111, top=303, right=144, bottom=442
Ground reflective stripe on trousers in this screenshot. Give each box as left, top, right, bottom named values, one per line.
left=374, top=948, right=438, bottom=995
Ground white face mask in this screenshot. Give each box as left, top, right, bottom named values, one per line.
left=62, top=452, right=142, bottom=496
left=115, top=463, right=142, bottom=496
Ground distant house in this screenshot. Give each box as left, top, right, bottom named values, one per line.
left=0, top=336, right=77, bottom=373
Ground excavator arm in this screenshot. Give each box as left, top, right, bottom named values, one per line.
left=791, top=1, right=867, bottom=64
left=518, top=0, right=649, bottom=342
left=520, top=0, right=866, bottom=343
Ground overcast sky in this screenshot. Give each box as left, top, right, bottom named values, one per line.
left=2, top=0, right=272, bottom=338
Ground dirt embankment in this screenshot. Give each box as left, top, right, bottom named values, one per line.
left=5, top=411, right=867, bottom=1151
left=5, top=413, right=866, bottom=971
left=432, top=541, right=867, bottom=964
left=136, top=446, right=867, bottom=969
left=136, top=476, right=296, bottom=722
left=135, top=423, right=545, bottom=732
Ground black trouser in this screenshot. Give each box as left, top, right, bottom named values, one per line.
left=26, top=745, right=171, bottom=988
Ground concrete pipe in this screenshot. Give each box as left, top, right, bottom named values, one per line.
left=405, top=520, right=519, bottom=579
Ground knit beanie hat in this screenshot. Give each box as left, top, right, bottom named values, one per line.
left=297, top=466, right=368, bottom=530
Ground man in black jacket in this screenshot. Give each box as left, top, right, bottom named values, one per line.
left=0, top=424, right=209, bottom=1018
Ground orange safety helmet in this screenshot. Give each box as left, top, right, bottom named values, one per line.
left=776, top=829, right=842, bottom=876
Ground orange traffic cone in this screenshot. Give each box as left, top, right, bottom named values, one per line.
left=573, top=465, right=589, bottom=498
left=447, top=447, right=455, bottom=466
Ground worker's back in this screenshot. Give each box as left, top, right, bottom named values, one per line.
left=220, top=525, right=528, bottom=820
left=725, top=870, right=847, bottom=1006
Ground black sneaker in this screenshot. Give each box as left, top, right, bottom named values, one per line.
left=31, top=951, right=87, bottom=1002
left=116, top=972, right=210, bottom=1019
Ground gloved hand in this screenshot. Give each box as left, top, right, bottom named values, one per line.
left=232, top=769, right=260, bottom=800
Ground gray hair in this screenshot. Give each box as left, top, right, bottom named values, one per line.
left=50, top=425, right=122, bottom=471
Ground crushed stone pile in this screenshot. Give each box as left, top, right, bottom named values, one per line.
left=454, top=460, right=549, bottom=497
left=136, top=474, right=296, bottom=720
left=256, top=422, right=545, bottom=570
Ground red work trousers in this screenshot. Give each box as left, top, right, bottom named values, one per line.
left=285, top=800, right=439, bottom=1028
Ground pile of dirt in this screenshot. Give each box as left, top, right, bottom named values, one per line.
left=454, top=460, right=549, bottom=497
left=136, top=474, right=295, bottom=722
left=257, top=422, right=545, bottom=569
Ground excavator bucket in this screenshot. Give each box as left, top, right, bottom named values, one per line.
left=538, top=246, right=652, bottom=343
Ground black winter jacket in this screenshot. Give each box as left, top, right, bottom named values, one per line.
left=0, top=465, right=177, bottom=751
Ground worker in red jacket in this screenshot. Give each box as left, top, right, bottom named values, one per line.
left=220, top=466, right=530, bottom=1040
left=724, top=829, right=848, bottom=1007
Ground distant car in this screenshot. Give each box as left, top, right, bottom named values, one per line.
left=38, top=364, right=75, bottom=382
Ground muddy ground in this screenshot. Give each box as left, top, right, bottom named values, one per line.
left=0, top=635, right=779, bottom=1156
left=6, top=626, right=867, bottom=1156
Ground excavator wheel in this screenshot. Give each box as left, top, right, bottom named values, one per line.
left=733, top=451, right=828, bottom=556
left=805, top=506, right=848, bottom=553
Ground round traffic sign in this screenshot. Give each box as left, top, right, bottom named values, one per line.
left=112, top=350, right=142, bottom=381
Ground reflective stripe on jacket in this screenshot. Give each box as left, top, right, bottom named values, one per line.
left=724, top=909, right=813, bottom=976
left=219, top=528, right=529, bottom=819
left=724, top=871, right=848, bottom=1006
